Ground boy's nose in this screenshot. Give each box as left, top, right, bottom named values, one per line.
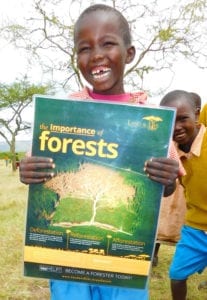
left=175, top=121, right=182, bottom=129
left=91, top=47, right=104, bottom=61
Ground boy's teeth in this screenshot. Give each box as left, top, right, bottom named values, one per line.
left=92, top=67, right=110, bottom=76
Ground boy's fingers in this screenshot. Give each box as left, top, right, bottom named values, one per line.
left=147, top=174, right=174, bottom=186
left=145, top=158, right=179, bottom=172
left=144, top=157, right=179, bottom=184
left=19, top=157, right=55, bottom=171
left=20, top=162, right=55, bottom=171
left=22, top=156, right=53, bottom=162
left=19, top=171, right=55, bottom=184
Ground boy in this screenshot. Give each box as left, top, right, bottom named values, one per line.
left=160, top=89, right=207, bottom=300
left=154, top=91, right=202, bottom=266
left=20, top=5, right=180, bottom=299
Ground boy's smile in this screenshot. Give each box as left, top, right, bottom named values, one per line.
left=91, top=66, right=111, bottom=81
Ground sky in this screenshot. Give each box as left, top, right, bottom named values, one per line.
left=1, top=0, right=207, bottom=104
left=0, top=0, right=207, bottom=141
left=0, top=0, right=43, bottom=83
left=149, top=60, right=207, bottom=105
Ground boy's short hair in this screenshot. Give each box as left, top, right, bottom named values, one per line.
left=74, top=4, right=132, bottom=46
left=160, top=90, right=196, bottom=110
left=189, top=92, right=201, bottom=110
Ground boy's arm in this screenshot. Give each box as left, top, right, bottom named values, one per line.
left=144, top=157, right=179, bottom=197
left=163, top=181, right=176, bottom=197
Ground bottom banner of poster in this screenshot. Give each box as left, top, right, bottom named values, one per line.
left=24, top=246, right=149, bottom=289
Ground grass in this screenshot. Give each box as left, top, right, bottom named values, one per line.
left=150, top=245, right=207, bottom=299
left=0, top=159, right=207, bottom=299
left=0, top=160, right=50, bottom=300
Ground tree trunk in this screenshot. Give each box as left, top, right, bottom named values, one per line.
left=10, top=135, right=17, bottom=172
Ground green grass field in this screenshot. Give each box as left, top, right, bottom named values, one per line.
left=0, top=159, right=207, bottom=299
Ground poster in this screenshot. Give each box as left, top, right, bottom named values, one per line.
left=24, top=95, right=175, bottom=289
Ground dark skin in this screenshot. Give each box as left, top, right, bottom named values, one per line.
left=19, top=10, right=179, bottom=196
left=161, top=97, right=200, bottom=300
left=165, top=98, right=199, bottom=152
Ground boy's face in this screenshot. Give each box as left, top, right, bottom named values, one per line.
left=74, top=11, right=135, bottom=95
left=168, top=99, right=198, bottom=146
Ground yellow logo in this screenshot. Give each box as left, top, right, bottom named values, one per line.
left=142, top=116, right=163, bottom=130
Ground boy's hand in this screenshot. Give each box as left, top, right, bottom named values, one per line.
left=144, top=157, right=179, bottom=196
left=19, top=156, right=55, bottom=184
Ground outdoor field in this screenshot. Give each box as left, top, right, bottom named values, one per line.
left=0, top=159, right=207, bottom=300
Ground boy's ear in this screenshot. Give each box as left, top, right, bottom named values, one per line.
left=126, top=46, right=136, bottom=64
left=195, top=108, right=200, bottom=123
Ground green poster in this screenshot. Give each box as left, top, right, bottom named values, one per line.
left=24, top=95, right=175, bottom=289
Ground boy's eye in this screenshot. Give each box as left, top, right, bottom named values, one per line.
left=103, top=41, right=116, bottom=47
left=179, top=116, right=188, bottom=122
left=78, top=46, right=90, bottom=53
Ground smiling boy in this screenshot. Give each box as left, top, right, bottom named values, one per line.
left=160, top=90, right=207, bottom=300
left=20, top=5, right=180, bottom=299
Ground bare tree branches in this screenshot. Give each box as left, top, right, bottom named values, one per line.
left=1, top=0, right=207, bottom=94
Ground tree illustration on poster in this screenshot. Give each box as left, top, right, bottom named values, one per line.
left=45, top=163, right=137, bottom=234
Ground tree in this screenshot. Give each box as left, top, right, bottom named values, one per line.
left=1, top=0, right=207, bottom=96
left=0, top=78, right=49, bottom=171
left=45, top=163, right=135, bottom=232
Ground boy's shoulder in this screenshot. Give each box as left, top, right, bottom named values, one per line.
left=68, top=87, right=148, bottom=104
left=129, top=91, right=148, bottom=104
left=177, top=125, right=207, bottom=159
left=69, top=87, right=91, bottom=100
